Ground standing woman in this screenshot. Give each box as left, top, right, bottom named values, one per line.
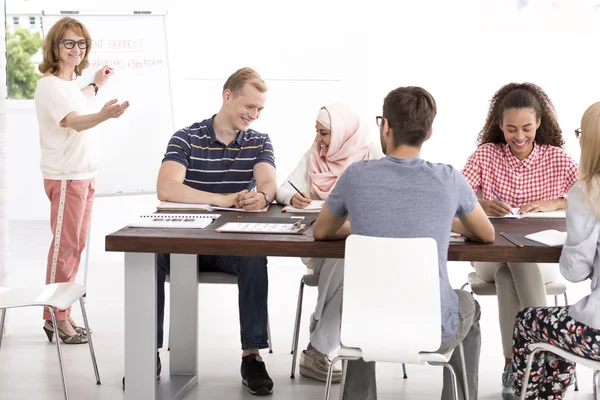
left=461, top=82, right=578, bottom=398
left=34, top=17, right=129, bottom=344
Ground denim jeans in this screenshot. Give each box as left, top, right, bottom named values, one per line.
left=156, top=253, right=269, bottom=350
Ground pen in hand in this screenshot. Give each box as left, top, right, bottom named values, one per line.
left=491, top=188, right=514, bottom=215
left=288, top=180, right=311, bottom=202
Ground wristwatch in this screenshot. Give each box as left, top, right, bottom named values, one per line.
left=88, top=82, right=99, bottom=96
left=258, top=191, right=270, bottom=207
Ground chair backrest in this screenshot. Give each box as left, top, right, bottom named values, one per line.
left=341, top=234, right=442, bottom=363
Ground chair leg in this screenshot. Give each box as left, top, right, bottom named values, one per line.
left=441, top=363, right=460, bottom=400
left=554, top=295, right=558, bottom=306
left=290, top=280, right=305, bottom=378
left=0, top=308, right=6, bottom=350
left=338, top=360, right=348, bottom=400
left=402, top=363, right=407, bottom=379
left=80, top=298, right=101, bottom=384
left=267, top=317, right=273, bottom=353
left=592, top=370, right=599, bottom=398
left=459, top=343, right=469, bottom=400
left=573, top=365, right=578, bottom=391
left=50, top=309, right=69, bottom=400
left=564, top=292, right=569, bottom=306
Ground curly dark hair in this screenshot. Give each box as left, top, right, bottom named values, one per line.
left=476, top=82, right=564, bottom=148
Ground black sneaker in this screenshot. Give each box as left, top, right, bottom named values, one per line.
left=241, top=354, right=273, bottom=395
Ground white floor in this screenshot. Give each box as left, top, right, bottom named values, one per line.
left=0, top=196, right=598, bottom=399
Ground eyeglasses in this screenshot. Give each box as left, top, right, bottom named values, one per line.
left=575, top=128, right=582, bottom=139
left=376, top=116, right=383, bottom=127
left=59, top=39, right=90, bottom=50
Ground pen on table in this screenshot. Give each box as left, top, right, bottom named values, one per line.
left=490, top=188, right=514, bottom=215
left=500, top=232, right=524, bottom=248
left=287, top=180, right=311, bottom=201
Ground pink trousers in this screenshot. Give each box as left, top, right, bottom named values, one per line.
left=43, top=179, right=95, bottom=321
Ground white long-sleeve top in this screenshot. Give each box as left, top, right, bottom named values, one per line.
left=276, top=139, right=384, bottom=205
left=560, top=181, right=600, bottom=330
left=275, top=138, right=384, bottom=270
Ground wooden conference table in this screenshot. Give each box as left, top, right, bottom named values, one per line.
left=105, top=204, right=566, bottom=400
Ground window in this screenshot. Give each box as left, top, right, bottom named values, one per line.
left=29, top=17, right=35, bottom=27
left=12, top=16, right=18, bottom=25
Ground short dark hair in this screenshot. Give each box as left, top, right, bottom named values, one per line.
left=382, top=86, right=437, bottom=147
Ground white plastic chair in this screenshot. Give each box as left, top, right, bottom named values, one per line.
left=0, top=282, right=100, bottom=400
left=324, top=234, right=469, bottom=400
left=520, top=342, right=600, bottom=400
left=290, top=270, right=408, bottom=380
left=461, top=271, right=579, bottom=391
left=167, top=271, right=273, bottom=352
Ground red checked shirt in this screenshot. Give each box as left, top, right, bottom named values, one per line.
left=461, top=142, right=578, bottom=208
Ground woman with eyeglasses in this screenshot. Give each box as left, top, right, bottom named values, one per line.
left=461, top=82, right=578, bottom=399
left=511, top=101, right=600, bottom=399
left=275, top=103, right=383, bottom=383
left=34, top=17, right=129, bottom=344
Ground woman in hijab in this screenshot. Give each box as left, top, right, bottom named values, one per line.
left=276, top=102, right=383, bottom=383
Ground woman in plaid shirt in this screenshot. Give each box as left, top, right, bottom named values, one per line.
left=461, top=82, right=578, bottom=399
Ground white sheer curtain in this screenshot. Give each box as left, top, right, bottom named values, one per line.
left=0, top=0, right=8, bottom=281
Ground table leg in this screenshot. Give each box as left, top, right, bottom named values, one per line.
left=124, top=252, right=157, bottom=399
left=165, top=254, right=199, bottom=399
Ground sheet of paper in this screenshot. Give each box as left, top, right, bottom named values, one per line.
left=282, top=200, right=325, bottom=213
left=157, top=201, right=269, bottom=213
left=524, top=230, right=567, bottom=246
left=489, top=209, right=566, bottom=219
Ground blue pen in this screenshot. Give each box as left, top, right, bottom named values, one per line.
left=491, top=189, right=514, bottom=215
left=247, top=179, right=256, bottom=192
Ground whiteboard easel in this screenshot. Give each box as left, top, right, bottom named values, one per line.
left=41, top=9, right=175, bottom=293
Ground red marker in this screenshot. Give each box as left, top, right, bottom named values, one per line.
left=105, top=68, right=111, bottom=74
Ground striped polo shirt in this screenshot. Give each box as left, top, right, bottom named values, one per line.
left=162, top=116, right=275, bottom=194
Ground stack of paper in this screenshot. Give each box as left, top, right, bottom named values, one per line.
left=524, top=230, right=567, bottom=246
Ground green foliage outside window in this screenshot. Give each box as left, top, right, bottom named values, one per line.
left=7, top=27, right=42, bottom=99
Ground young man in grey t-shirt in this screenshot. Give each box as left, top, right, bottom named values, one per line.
left=313, top=86, right=495, bottom=400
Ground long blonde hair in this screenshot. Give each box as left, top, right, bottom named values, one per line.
left=579, top=101, right=600, bottom=219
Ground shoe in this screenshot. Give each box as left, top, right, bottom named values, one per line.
left=300, top=349, right=342, bottom=383
left=43, top=322, right=88, bottom=344
left=241, top=354, right=273, bottom=395
left=122, top=352, right=161, bottom=390
left=502, top=364, right=515, bottom=400
left=46, top=320, right=92, bottom=336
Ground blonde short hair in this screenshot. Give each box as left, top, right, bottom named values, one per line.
left=38, top=17, right=91, bottom=76
left=223, top=67, right=267, bottom=96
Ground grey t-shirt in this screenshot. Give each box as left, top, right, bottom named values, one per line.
left=325, top=156, right=478, bottom=342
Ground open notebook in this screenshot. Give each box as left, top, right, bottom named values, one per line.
left=282, top=200, right=325, bottom=213
left=489, top=209, right=566, bottom=219
left=524, top=230, right=567, bottom=246
left=157, top=201, right=269, bottom=213
left=129, top=213, right=220, bottom=229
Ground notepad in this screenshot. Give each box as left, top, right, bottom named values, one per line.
left=282, top=200, right=325, bottom=213
left=157, top=201, right=269, bottom=213
left=489, top=209, right=566, bottom=219
left=128, top=213, right=220, bottom=229
left=216, top=221, right=309, bottom=234
left=524, top=230, right=567, bottom=246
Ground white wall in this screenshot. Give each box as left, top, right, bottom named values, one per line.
left=7, top=0, right=600, bottom=218
left=7, top=0, right=368, bottom=221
